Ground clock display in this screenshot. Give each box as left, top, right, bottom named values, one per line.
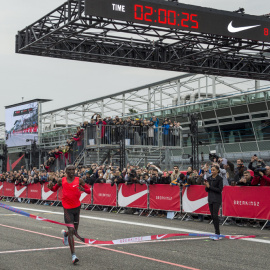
left=85, top=0, right=270, bottom=42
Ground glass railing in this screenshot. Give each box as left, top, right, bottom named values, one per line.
left=84, top=125, right=183, bottom=148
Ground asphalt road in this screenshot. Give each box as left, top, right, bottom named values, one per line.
left=0, top=202, right=269, bottom=270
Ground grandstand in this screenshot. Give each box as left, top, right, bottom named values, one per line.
left=4, top=73, right=270, bottom=171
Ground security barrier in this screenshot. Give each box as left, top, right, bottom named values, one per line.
left=0, top=183, right=269, bottom=229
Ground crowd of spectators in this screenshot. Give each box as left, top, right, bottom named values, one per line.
left=1, top=149, right=269, bottom=228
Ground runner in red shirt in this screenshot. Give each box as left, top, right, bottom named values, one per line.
left=48, top=165, right=90, bottom=264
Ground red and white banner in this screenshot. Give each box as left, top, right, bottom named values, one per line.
left=42, top=184, right=57, bottom=201
left=14, top=185, right=27, bottom=198
left=222, top=186, right=270, bottom=220
left=80, top=185, right=92, bottom=204
left=28, top=184, right=42, bottom=200
left=3, top=182, right=14, bottom=197
left=118, top=184, right=147, bottom=209
left=149, top=184, right=180, bottom=211
left=93, top=183, right=116, bottom=206
left=182, top=185, right=210, bottom=215
left=0, top=182, right=3, bottom=196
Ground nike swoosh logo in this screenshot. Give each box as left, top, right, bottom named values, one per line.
left=88, top=240, right=96, bottom=244
left=118, top=185, right=147, bottom=207
left=42, top=185, right=54, bottom=200
left=15, top=186, right=27, bottom=197
left=156, top=234, right=167, bottom=240
left=228, top=21, right=260, bottom=33
left=36, top=216, right=47, bottom=221
left=80, top=192, right=88, bottom=201
left=182, top=188, right=208, bottom=213
left=0, top=185, right=3, bottom=190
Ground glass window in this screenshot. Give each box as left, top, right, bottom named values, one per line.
left=247, top=92, right=265, bottom=103
left=252, top=120, right=270, bottom=141
left=230, top=96, right=246, bottom=106
left=200, top=102, right=214, bottom=111
left=216, top=98, right=230, bottom=108
left=219, top=122, right=255, bottom=143
left=204, top=126, right=222, bottom=144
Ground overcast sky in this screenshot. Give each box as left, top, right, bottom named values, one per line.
left=0, top=0, right=269, bottom=123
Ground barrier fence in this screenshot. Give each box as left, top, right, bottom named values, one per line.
left=0, top=182, right=269, bottom=229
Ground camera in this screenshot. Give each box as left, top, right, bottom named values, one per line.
left=254, top=159, right=266, bottom=177
left=209, top=151, right=219, bottom=162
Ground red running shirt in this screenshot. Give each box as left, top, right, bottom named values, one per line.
left=62, top=177, right=81, bottom=209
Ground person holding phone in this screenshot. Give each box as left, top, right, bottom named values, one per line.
left=204, top=165, right=223, bottom=240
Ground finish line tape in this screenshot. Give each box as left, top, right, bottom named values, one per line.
left=0, top=202, right=256, bottom=245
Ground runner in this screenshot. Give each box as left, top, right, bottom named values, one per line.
left=47, top=165, right=90, bottom=264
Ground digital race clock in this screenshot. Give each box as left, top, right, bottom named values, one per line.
left=85, top=0, right=270, bottom=42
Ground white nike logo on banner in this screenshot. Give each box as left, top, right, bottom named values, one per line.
left=42, top=186, right=54, bottom=200
left=182, top=188, right=208, bottom=213
left=118, top=186, right=147, bottom=207
left=0, top=185, right=3, bottom=191
left=156, top=234, right=167, bottom=240
left=15, top=186, right=27, bottom=198
left=228, top=21, right=260, bottom=33
left=80, top=192, right=87, bottom=202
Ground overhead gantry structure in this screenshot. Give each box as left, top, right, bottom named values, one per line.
left=16, top=0, right=270, bottom=80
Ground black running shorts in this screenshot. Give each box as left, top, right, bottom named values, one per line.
left=63, top=206, right=81, bottom=225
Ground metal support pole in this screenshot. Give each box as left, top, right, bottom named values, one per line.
left=177, top=80, right=181, bottom=105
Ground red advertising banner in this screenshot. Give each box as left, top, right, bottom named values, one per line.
left=42, top=184, right=57, bottom=201
left=80, top=185, right=92, bottom=204
left=3, top=182, right=14, bottom=197
left=93, top=183, right=117, bottom=206
left=149, top=184, right=180, bottom=211
left=222, top=186, right=270, bottom=220
left=0, top=182, right=3, bottom=196
left=118, top=184, right=147, bottom=209
left=14, top=185, right=27, bottom=198
left=182, top=185, right=210, bottom=215
left=28, top=184, right=42, bottom=200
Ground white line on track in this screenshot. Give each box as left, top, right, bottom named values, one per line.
left=7, top=206, right=270, bottom=245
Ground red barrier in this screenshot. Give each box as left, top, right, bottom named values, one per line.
left=0, top=182, right=3, bottom=196
left=93, top=183, right=116, bottom=206
left=80, top=185, right=92, bottom=204
left=182, top=186, right=210, bottom=215
left=118, top=184, right=147, bottom=209
left=42, top=184, right=57, bottom=201
left=14, top=185, right=27, bottom=198
left=3, top=182, right=14, bottom=197
left=222, top=186, right=270, bottom=220
left=28, top=184, right=42, bottom=200
left=149, top=184, right=180, bottom=211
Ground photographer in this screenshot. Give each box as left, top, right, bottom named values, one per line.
left=233, top=159, right=247, bottom=184
left=148, top=169, right=160, bottom=185
left=251, top=165, right=270, bottom=186
left=236, top=171, right=253, bottom=186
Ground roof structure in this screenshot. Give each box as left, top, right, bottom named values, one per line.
left=16, top=0, right=270, bottom=80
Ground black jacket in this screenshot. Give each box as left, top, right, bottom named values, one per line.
left=205, top=175, right=223, bottom=204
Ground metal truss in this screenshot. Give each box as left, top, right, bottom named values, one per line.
left=16, top=0, right=270, bottom=81
left=40, top=73, right=270, bottom=131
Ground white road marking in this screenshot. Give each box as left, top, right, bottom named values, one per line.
left=9, top=206, right=270, bottom=245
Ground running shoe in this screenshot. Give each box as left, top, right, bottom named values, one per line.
left=72, top=254, right=79, bottom=264
left=61, top=230, right=69, bottom=246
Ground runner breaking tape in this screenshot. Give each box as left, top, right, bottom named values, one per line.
left=47, top=165, right=90, bottom=265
